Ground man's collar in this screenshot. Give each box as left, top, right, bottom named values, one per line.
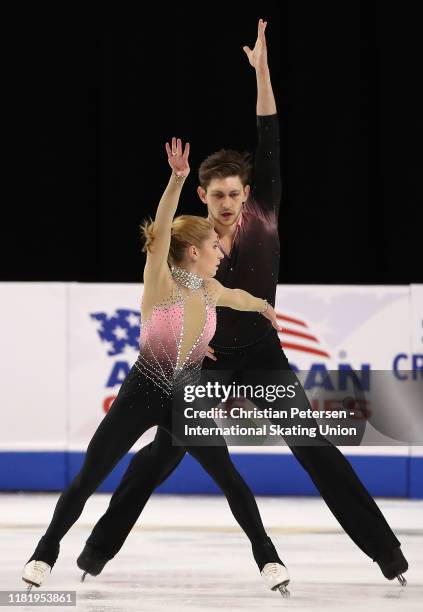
left=207, top=208, right=244, bottom=239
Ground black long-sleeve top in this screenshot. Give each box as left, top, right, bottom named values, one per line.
left=211, top=114, right=281, bottom=350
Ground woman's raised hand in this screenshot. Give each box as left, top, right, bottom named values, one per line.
left=165, top=137, right=190, bottom=178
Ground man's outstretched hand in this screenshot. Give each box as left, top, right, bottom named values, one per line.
left=205, top=346, right=217, bottom=361
left=242, top=18, right=268, bottom=71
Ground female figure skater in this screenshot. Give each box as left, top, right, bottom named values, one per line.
left=22, top=137, right=290, bottom=596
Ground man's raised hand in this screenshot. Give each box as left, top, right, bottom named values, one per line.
left=242, top=18, right=268, bottom=71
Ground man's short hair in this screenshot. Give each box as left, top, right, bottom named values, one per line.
left=198, top=149, right=252, bottom=189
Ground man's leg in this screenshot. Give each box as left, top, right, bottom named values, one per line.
left=288, top=443, right=400, bottom=559
left=244, top=333, right=405, bottom=567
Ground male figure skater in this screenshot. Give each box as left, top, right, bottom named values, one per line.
left=78, top=19, right=408, bottom=585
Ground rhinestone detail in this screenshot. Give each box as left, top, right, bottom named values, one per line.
left=135, top=278, right=217, bottom=396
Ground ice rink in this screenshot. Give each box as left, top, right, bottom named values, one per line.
left=1, top=493, right=422, bottom=611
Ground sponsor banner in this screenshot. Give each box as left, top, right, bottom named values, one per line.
left=1, top=282, right=421, bottom=496
left=410, top=283, right=423, bottom=366
left=66, top=283, right=419, bottom=456
left=243, top=285, right=414, bottom=455
left=276, top=285, right=410, bottom=369
left=409, top=287, right=423, bottom=496
left=0, top=283, right=67, bottom=451
left=68, top=282, right=157, bottom=451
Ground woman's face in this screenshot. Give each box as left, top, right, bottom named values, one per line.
left=193, top=229, right=224, bottom=278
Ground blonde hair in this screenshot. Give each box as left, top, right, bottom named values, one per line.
left=140, top=215, right=215, bottom=266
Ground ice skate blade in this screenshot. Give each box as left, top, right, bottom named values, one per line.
left=26, top=583, right=33, bottom=592
left=273, top=581, right=290, bottom=598
left=397, top=574, right=407, bottom=587
left=22, top=580, right=37, bottom=592
left=81, top=571, right=88, bottom=583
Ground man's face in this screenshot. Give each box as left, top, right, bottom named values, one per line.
left=197, top=176, right=250, bottom=229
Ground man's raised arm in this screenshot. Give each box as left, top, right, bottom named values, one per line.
left=243, top=19, right=281, bottom=218
left=243, top=18, right=276, bottom=116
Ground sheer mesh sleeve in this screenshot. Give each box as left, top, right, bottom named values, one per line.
left=248, top=114, right=281, bottom=221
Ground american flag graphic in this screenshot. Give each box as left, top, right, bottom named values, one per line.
left=276, top=313, right=331, bottom=358
left=90, top=308, right=330, bottom=359
left=91, top=309, right=140, bottom=356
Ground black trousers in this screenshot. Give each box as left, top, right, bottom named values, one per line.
left=86, top=330, right=400, bottom=562
left=30, top=365, right=282, bottom=570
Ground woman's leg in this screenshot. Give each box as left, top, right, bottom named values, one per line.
left=28, top=367, right=161, bottom=566
left=77, top=365, right=240, bottom=570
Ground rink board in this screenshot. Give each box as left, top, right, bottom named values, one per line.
left=0, top=451, right=421, bottom=499
left=0, top=282, right=422, bottom=498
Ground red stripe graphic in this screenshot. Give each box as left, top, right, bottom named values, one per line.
left=280, top=328, right=319, bottom=342
left=276, top=314, right=308, bottom=327
left=274, top=311, right=331, bottom=359
left=280, top=341, right=330, bottom=358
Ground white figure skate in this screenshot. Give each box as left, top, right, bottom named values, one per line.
left=22, top=561, right=51, bottom=591
left=261, top=562, right=290, bottom=597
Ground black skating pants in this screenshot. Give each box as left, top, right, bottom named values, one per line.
left=85, top=331, right=400, bottom=562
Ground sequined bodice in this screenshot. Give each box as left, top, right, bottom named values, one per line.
left=135, top=280, right=217, bottom=395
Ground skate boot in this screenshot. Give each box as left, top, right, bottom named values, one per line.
left=77, top=544, right=110, bottom=582
left=261, top=562, right=290, bottom=597
left=376, top=546, right=408, bottom=586
left=252, top=537, right=290, bottom=597
left=22, top=561, right=51, bottom=591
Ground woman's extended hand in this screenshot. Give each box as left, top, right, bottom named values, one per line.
left=261, top=303, right=279, bottom=331
left=165, top=137, right=190, bottom=178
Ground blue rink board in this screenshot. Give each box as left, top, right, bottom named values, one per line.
left=0, top=451, right=421, bottom=498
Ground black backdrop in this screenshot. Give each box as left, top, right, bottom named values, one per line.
left=5, top=2, right=422, bottom=284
